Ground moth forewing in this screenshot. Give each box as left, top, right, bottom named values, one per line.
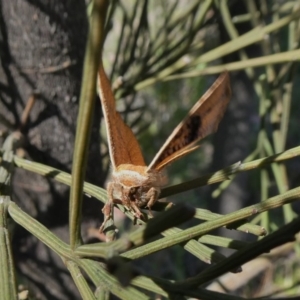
left=147, top=72, right=231, bottom=171
left=98, top=65, right=146, bottom=169
left=153, top=145, right=200, bottom=171
left=98, top=63, right=166, bottom=232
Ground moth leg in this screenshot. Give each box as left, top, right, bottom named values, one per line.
left=146, top=187, right=160, bottom=217
left=130, top=201, right=143, bottom=220
left=99, top=182, right=120, bottom=233
left=99, top=204, right=111, bottom=233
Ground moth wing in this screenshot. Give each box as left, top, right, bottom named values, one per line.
left=148, top=72, right=231, bottom=171
left=153, top=145, right=200, bottom=171
left=98, top=63, right=146, bottom=169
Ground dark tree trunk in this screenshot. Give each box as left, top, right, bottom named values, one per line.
left=0, top=1, right=103, bottom=299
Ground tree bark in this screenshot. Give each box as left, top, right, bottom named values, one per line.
left=0, top=1, right=102, bottom=298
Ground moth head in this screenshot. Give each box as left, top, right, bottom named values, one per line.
left=121, top=185, right=161, bottom=209
left=121, top=185, right=138, bottom=202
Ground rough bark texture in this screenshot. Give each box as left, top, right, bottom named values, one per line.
left=0, top=1, right=103, bottom=299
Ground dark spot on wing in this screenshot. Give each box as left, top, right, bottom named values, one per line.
left=186, top=115, right=201, bottom=143
left=156, top=115, right=202, bottom=163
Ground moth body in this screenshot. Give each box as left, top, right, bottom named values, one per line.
left=97, top=62, right=231, bottom=234
left=110, top=164, right=167, bottom=214
left=113, top=164, right=167, bottom=187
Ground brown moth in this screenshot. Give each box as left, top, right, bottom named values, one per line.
left=98, top=62, right=231, bottom=232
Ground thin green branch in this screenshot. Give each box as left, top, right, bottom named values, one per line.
left=79, top=259, right=149, bottom=300
left=191, top=8, right=300, bottom=66
left=133, top=8, right=300, bottom=91
left=66, top=260, right=96, bottom=300
left=75, top=203, right=195, bottom=257
left=69, top=0, right=109, bottom=249
left=212, top=149, right=259, bottom=199
left=198, top=234, right=248, bottom=250
left=194, top=208, right=266, bottom=236
left=0, top=135, right=18, bottom=300
left=176, top=216, right=300, bottom=288
left=8, top=202, right=72, bottom=259
left=163, top=49, right=300, bottom=80
left=131, top=218, right=300, bottom=297
left=0, top=143, right=298, bottom=239
left=0, top=197, right=17, bottom=300
left=121, top=186, right=300, bottom=259
left=161, top=145, right=300, bottom=198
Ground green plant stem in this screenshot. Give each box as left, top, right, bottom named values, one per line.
left=79, top=259, right=149, bottom=300
left=260, top=169, right=270, bottom=234
left=2, top=144, right=300, bottom=233
left=280, top=82, right=293, bottom=152
left=0, top=197, right=17, bottom=300
left=191, top=8, right=300, bottom=67
left=0, top=135, right=19, bottom=300
left=163, top=227, right=239, bottom=268
left=263, top=138, right=295, bottom=223
left=132, top=275, right=245, bottom=300
left=95, top=289, right=110, bottom=300
left=195, top=208, right=266, bottom=236
left=121, top=186, right=300, bottom=260
left=198, top=234, right=248, bottom=250
left=161, top=145, right=300, bottom=198
left=75, top=203, right=195, bottom=256
left=134, top=8, right=300, bottom=90
left=66, top=260, right=96, bottom=300
left=212, top=149, right=259, bottom=198
left=176, top=216, right=300, bottom=288
left=69, top=0, right=109, bottom=249
left=8, top=202, right=72, bottom=259
left=163, top=49, right=300, bottom=80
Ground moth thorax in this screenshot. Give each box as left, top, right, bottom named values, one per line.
left=113, top=164, right=167, bottom=187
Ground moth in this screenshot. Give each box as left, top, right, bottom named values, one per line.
left=98, top=63, right=231, bottom=232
